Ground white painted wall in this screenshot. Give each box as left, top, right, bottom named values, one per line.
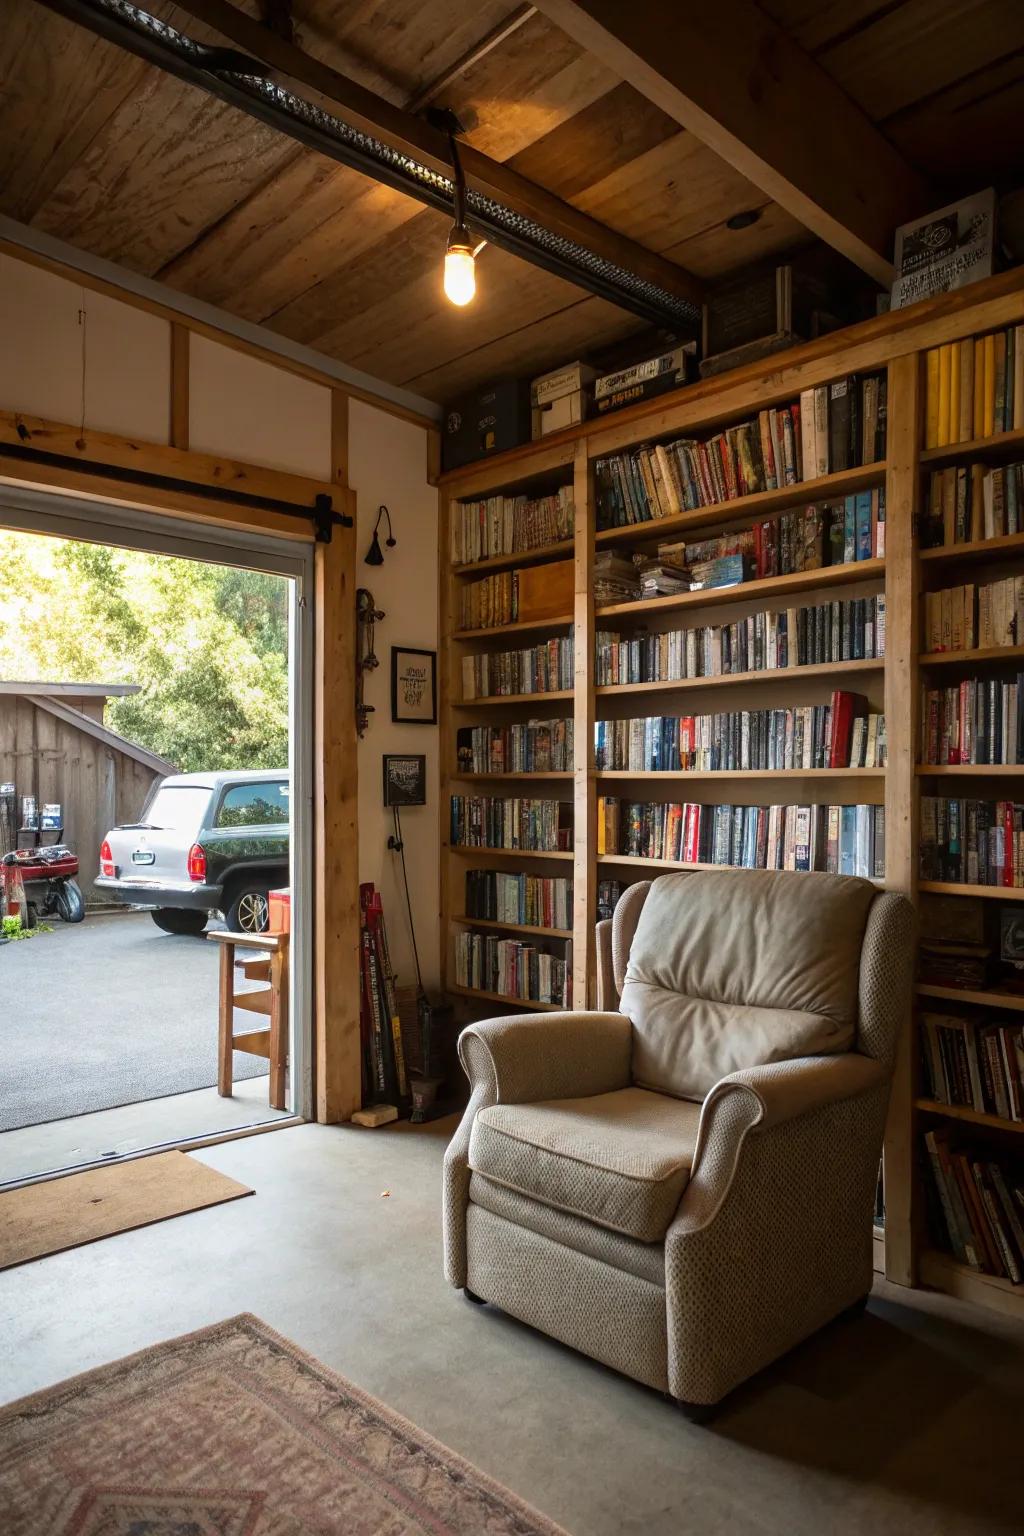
left=188, top=335, right=332, bottom=480
left=348, top=398, right=440, bottom=991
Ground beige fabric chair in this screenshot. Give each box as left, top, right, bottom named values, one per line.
left=443, top=869, right=914, bottom=1416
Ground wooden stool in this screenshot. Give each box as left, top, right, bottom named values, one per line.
left=208, top=930, right=289, bottom=1110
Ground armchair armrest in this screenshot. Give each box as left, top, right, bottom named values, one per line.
left=460, top=1010, right=631, bottom=1105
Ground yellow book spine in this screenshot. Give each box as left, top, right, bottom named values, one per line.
left=983, top=333, right=996, bottom=437
left=925, top=348, right=940, bottom=449
left=973, top=338, right=985, bottom=438
left=937, top=343, right=952, bottom=447
left=948, top=342, right=961, bottom=446
left=958, top=337, right=974, bottom=443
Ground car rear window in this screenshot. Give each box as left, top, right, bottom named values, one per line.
left=144, top=784, right=212, bottom=831
left=215, top=781, right=290, bottom=828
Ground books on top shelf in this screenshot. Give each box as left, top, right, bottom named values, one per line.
left=921, top=798, right=1024, bottom=887
left=921, top=677, right=1024, bottom=765
left=924, top=325, right=1024, bottom=450
left=451, top=487, right=574, bottom=565
left=923, top=462, right=1024, bottom=546
left=595, top=594, right=886, bottom=687
left=461, top=635, right=573, bottom=700
left=923, top=1128, right=1024, bottom=1283
left=924, top=578, right=1023, bottom=653
left=597, top=798, right=884, bottom=878
left=454, top=930, right=572, bottom=1007
left=595, top=694, right=885, bottom=774
left=465, top=869, right=572, bottom=931
left=457, top=719, right=573, bottom=775
left=920, top=1011, right=1024, bottom=1123
left=450, top=796, right=572, bottom=852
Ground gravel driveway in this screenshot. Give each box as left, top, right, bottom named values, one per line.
left=0, top=911, right=268, bottom=1131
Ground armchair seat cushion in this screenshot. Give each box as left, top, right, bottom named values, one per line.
left=468, top=1087, right=701, bottom=1243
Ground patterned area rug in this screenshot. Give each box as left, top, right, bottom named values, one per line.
left=0, top=1313, right=568, bottom=1536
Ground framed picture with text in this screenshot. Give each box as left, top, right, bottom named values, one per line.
left=391, top=646, right=437, bottom=725
left=382, top=754, right=427, bottom=807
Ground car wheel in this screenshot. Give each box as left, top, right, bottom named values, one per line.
left=55, top=878, right=86, bottom=923
left=151, top=907, right=209, bottom=936
left=225, top=884, right=271, bottom=934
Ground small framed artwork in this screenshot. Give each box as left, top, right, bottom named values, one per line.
left=383, top=754, right=427, bottom=807
left=391, top=646, right=437, bottom=725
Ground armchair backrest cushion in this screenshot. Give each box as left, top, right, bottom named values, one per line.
left=619, top=869, right=878, bottom=1100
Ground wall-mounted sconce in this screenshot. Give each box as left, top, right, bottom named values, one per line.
left=365, top=504, right=396, bottom=566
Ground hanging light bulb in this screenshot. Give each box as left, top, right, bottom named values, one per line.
left=444, top=227, right=476, bottom=306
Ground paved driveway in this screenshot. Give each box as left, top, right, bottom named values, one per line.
left=0, top=911, right=267, bottom=1132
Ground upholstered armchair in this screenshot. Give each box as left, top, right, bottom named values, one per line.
left=443, top=869, right=914, bottom=1417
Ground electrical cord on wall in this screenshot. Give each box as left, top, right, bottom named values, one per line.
left=391, top=805, right=426, bottom=1000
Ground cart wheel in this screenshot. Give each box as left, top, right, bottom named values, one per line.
left=55, top=879, right=85, bottom=923
left=22, top=902, right=37, bottom=930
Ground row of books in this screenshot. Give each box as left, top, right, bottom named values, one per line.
left=450, top=796, right=572, bottom=853
left=596, top=798, right=885, bottom=878
left=920, top=1011, right=1024, bottom=1123
left=923, top=327, right=1024, bottom=450
left=456, top=719, right=573, bottom=775
left=453, top=931, right=572, bottom=1007
left=450, top=487, right=573, bottom=566
left=923, top=462, right=1024, bottom=547
left=924, top=1129, right=1024, bottom=1283
left=594, top=595, right=886, bottom=687
left=593, top=694, right=886, bottom=773
left=657, top=491, right=885, bottom=580
left=593, top=375, right=885, bottom=531
left=597, top=879, right=623, bottom=921
left=920, top=678, right=1024, bottom=766
left=920, top=798, right=1024, bottom=887
left=461, top=635, right=573, bottom=700
left=923, top=579, right=1022, bottom=653
left=464, top=869, right=573, bottom=931
left=459, top=570, right=519, bottom=630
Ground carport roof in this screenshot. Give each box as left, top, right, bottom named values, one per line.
left=0, top=682, right=141, bottom=697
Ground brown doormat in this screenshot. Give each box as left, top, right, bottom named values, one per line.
left=0, top=1151, right=252, bottom=1270
left=0, top=1313, right=569, bottom=1536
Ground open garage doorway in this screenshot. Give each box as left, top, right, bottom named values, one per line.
left=0, top=486, right=313, bottom=1184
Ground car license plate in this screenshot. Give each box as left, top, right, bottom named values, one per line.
left=132, top=850, right=155, bottom=865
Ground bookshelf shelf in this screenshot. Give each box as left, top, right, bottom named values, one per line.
left=455, top=690, right=574, bottom=708
left=594, top=853, right=883, bottom=881
left=448, top=984, right=564, bottom=1012
left=452, top=772, right=573, bottom=781
left=916, top=763, right=1024, bottom=775
left=454, top=613, right=573, bottom=640
left=916, top=982, right=1024, bottom=1012
left=595, top=557, right=885, bottom=622
left=595, top=658, right=884, bottom=698
left=919, top=1249, right=1024, bottom=1320
left=915, top=1098, right=1024, bottom=1133
left=595, top=767, right=885, bottom=782
left=452, top=914, right=573, bottom=940
left=919, top=645, right=1024, bottom=667
left=919, top=425, right=1024, bottom=469
left=919, top=881, right=1024, bottom=901
left=919, top=531, right=1024, bottom=566
left=451, top=539, right=573, bottom=577
left=448, top=846, right=575, bottom=862
left=593, top=462, right=886, bottom=549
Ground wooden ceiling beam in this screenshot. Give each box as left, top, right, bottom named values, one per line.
left=158, top=0, right=705, bottom=314
left=531, top=0, right=931, bottom=285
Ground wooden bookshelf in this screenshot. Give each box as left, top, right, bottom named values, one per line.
left=437, top=269, right=1024, bottom=1321
left=915, top=1099, right=1024, bottom=1134
left=452, top=772, right=573, bottom=782
left=452, top=539, right=573, bottom=576
left=916, top=763, right=1024, bottom=775
left=452, top=915, right=573, bottom=940
left=918, top=1249, right=1024, bottom=1321
left=595, top=768, right=884, bottom=782
left=449, top=984, right=564, bottom=1012
left=916, top=982, right=1024, bottom=1011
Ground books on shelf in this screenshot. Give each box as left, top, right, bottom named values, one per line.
left=920, top=1011, right=1024, bottom=1122
left=657, top=492, right=885, bottom=578
left=451, top=487, right=574, bottom=565
left=923, top=462, right=1024, bottom=546
left=460, top=570, right=518, bottom=629
left=457, top=719, right=573, bottom=774
left=923, top=578, right=1023, bottom=652
left=595, top=594, right=886, bottom=686
left=593, top=551, right=643, bottom=602
left=465, top=869, right=572, bottom=930
left=924, top=327, right=1024, bottom=450
left=593, top=374, right=885, bottom=531
left=454, top=930, right=572, bottom=1007
left=595, top=693, right=885, bottom=773
left=450, top=796, right=572, bottom=852
left=461, top=635, right=574, bottom=700
left=920, top=676, right=1024, bottom=764
left=923, top=1127, right=1024, bottom=1282
left=921, top=797, right=1024, bottom=887
left=597, top=879, right=623, bottom=921
left=597, top=798, right=884, bottom=878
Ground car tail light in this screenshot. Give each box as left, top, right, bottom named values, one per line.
left=187, top=843, right=207, bottom=882
left=100, top=839, right=115, bottom=878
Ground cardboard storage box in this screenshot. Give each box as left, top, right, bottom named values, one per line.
left=442, top=379, right=530, bottom=471
left=530, top=361, right=596, bottom=439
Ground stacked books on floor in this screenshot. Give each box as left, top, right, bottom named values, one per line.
left=595, top=694, right=885, bottom=773
left=923, top=577, right=1024, bottom=652
left=655, top=491, right=885, bottom=580
left=450, top=796, right=572, bottom=852
left=464, top=869, right=572, bottom=930
left=923, top=461, right=1024, bottom=546
left=594, top=595, right=886, bottom=686
left=920, top=1010, right=1024, bottom=1121
left=923, top=1129, right=1024, bottom=1283
left=359, top=882, right=408, bottom=1107
left=457, top=719, right=573, bottom=774
left=920, top=676, right=1024, bottom=764
left=923, top=327, right=1024, bottom=449
left=597, top=798, right=884, bottom=877
left=593, top=374, right=885, bottom=530
left=921, top=798, right=1024, bottom=886
left=454, top=929, right=572, bottom=1007
left=450, top=487, right=574, bottom=565
left=459, top=571, right=518, bottom=629
left=461, top=635, right=574, bottom=699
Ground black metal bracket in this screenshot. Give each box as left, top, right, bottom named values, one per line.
left=314, top=493, right=353, bottom=543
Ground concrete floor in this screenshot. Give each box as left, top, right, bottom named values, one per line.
left=3, top=1120, right=1023, bottom=1536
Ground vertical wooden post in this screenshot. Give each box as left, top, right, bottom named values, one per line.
left=437, top=474, right=457, bottom=996
left=572, top=439, right=596, bottom=1008
left=217, top=939, right=235, bottom=1097
left=170, top=324, right=190, bottom=451
left=269, top=941, right=288, bottom=1110
left=330, top=388, right=349, bottom=488
left=882, top=349, right=921, bottom=1287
